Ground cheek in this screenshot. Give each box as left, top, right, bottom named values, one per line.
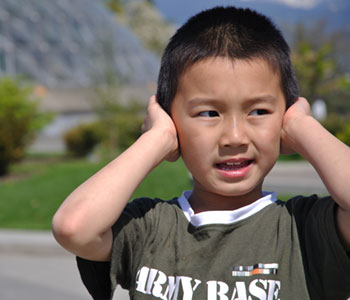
left=175, top=119, right=210, bottom=153
left=175, top=123, right=194, bottom=157
left=178, top=131, right=205, bottom=157
left=255, top=124, right=282, bottom=155
left=177, top=128, right=215, bottom=171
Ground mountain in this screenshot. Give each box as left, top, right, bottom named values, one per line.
left=153, top=0, right=350, bottom=32
left=152, top=0, right=350, bottom=70
left=0, top=0, right=160, bottom=87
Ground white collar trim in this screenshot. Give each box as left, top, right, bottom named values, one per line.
left=178, top=191, right=277, bottom=227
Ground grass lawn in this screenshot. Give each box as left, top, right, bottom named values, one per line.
left=0, top=155, right=192, bottom=230
left=0, top=154, right=291, bottom=230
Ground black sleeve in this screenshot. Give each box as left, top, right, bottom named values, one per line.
left=287, top=195, right=350, bottom=300
left=74, top=199, right=151, bottom=298
left=75, top=198, right=166, bottom=298
left=76, top=257, right=112, bottom=300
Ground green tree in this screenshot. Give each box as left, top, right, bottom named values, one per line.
left=0, top=77, right=51, bottom=175
left=64, top=122, right=104, bottom=157
left=106, top=0, right=123, bottom=15
left=292, top=39, right=337, bottom=103
left=104, top=0, right=175, bottom=57
left=336, top=123, right=350, bottom=146
left=90, top=37, right=145, bottom=158
left=92, top=76, right=144, bottom=158
left=291, top=23, right=350, bottom=114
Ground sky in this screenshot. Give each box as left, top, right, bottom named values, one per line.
left=153, top=0, right=349, bottom=29
left=244, top=0, right=320, bottom=9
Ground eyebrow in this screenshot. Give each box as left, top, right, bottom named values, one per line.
left=187, top=98, right=218, bottom=105
left=187, top=95, right=277, bottom=107
left=244, top=95, right=277, bottom=105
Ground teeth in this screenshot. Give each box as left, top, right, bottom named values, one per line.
left=226, top=162, right=242, bottom=166
left=217, top=160, right=251, bottom=170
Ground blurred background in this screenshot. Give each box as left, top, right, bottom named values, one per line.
left=0, top=0, right=349, bottom=298
left=1, top=0, right=349, bottom=223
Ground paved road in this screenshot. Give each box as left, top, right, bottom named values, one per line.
left=0, top=230, right=129, bottom=300
left=0, top=252, right=88, bottom=300
left=0, top=161, right=329, bottom=299
left=263, top=160, right=328, bottom=196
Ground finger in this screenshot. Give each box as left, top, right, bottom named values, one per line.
left=142, top=96, right=156, bottom=134
left=295, top=97, right=309, bottom=106
left=150, top=94, right=156, bottom=102
left=145, top=95, right=156, bottom=111
left=148, top=95, right=157, bottom=108
left=297, top=97, right=312, bottom=115
left=141, top=117, right=148, bottom=134
left=141, top=120, right=147, bottom=134
left=146, top=95, right=160, bottom=117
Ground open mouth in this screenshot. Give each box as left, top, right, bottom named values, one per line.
left=216, top=160, right=253, bottom=171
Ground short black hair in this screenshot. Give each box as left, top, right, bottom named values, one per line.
left=156, top=6, right=298, bottom=113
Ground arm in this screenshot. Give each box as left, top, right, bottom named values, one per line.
left=281, top=97, right=350, bottom=251
left=52, top=96, right=179, bottom=261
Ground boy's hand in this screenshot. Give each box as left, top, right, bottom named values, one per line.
left=280, top=97, right=313, bottom=155
left=53, top=96, right=180, bottom=261
left=282, top=97, right=350, bottom=251
left=142, top=95, right=180, bottom=162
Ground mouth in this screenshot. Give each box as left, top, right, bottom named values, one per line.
left=215, top=159, right=254, bottom=171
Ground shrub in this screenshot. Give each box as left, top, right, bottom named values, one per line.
left=91, top=72, right=145, bottom=157
left=321, top=114, right=350, bottom=145
left=64, top=122, right=104, bottom=157
left=336, top=123, right=350, bottom=146
left=321, top=113, right=348, bottom=136
left=0, top=77, right=50, bottom=176
left=113, top=108, right=143, bottom=151
left=95, top=100, right=145, bottom=155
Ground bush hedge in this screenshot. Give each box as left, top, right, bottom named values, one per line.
left=64, top=122, right=104, bottom=157
left=321, top=114, right=350, bottom=145
left=0, top=77, right=50, bottom=175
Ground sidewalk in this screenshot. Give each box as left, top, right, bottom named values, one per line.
left=0, top=230, right=129, bottom=300
left=263, top=160, right=328, bottom=196
left=0, top=229, right=65, bottom=256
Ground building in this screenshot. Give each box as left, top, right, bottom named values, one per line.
left=0, top=0, right=159, bottom=152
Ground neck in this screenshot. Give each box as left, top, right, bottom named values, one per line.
left=189, top=184, right=263, bottom=214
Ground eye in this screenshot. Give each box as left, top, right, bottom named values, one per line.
left=199, top=110, right=219, bottom=117
left=250, top=109, right=269, bottom=116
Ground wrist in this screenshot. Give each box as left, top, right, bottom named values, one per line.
left=140, top=128, right=179, bottom=164
left=294, top=117, right=326, bottom=159
left=282, top=115, right=320, bottom=157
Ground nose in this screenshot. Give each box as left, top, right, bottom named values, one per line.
left=219, top=116, right=249, bottom=148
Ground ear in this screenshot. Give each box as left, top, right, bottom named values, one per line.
left=165, top=135, right=181, bottom=162
left=280, top=107, right=295, bottom=155
left=279, top=139, right=296, bottom=155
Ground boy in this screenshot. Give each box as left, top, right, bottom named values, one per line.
left=52, top=6, right=350, bottom=300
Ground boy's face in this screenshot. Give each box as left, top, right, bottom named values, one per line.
left=171, top=57, right=286, bottom=212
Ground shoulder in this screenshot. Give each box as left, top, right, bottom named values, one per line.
left=284, top=194, right=334, bottom=214
left=112, top=196, right=182, bottom=236
left=122, top=196, right=181, bottom=218
left=281, top=194, right=338, bottom=239
left=281, top=195, right=337, bottom=231
left=284, top=195, right=350, bottom=298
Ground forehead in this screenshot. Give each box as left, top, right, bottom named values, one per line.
left=174, top=57, right=285, bottom=108
left=180, top=57, right=280, bottom=85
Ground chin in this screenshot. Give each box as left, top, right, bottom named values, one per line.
left=213, top=184, right=261, bottom=199
left=214, top=185, right=245, bottom=196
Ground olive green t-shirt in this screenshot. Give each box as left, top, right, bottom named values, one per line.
left=77, top=192, right=350, bottom=300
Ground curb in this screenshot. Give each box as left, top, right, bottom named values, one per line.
left=0, top=229, right=71, bottom=256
